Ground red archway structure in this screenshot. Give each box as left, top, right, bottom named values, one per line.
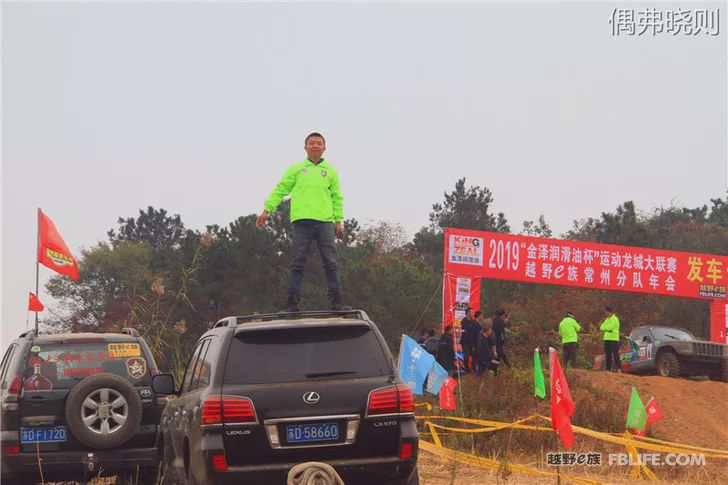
left=443, top=228, right=728, bottom=349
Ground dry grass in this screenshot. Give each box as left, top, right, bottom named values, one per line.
left=416, top=369, right=728, bottom=484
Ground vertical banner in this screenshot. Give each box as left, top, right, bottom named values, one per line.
left=710, top=300, right=728, bottom=344
left=442, top=274, right=481, bottom=371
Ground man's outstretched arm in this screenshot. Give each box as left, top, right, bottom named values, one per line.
left=257, top=165, right=297, bottom=228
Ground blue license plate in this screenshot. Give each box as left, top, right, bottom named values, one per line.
left=20, top=426, right=67, bottom=443
left=286, top=423, right=339, bottom=443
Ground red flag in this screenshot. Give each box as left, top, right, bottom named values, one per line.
left=645, top=397, right=663, bottom=425
left=550, top=348, right=576, bottom=449
left=28, top=292, right=44, bottom=312
left=439, top=377, right=458, bottom=411
left=593, top=354, right=604, bottom=370
left=38, top=210, right=78, bottom=280
left=632, top=397, right=663, bottom=436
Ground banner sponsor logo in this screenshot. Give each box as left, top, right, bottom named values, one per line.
left=448, top=235, right=484, bottom=266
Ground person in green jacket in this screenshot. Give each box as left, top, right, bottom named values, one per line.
left=256, top=132, right=350, bottom=312
left=600, top=306, right=622, bottom=372
left=558, top=311, right=581, bottom=368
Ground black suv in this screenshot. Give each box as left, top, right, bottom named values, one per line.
left=0, top=329, right=165, bottom=484
left=153, top=310, right=419, bottom=485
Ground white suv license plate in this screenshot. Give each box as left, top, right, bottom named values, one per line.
left=286, top=423, right=339, bottom=444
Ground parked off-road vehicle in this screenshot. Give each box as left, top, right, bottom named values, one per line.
left=154, top=309, right=419, bottom=485
left=0, top=329, right=166, bottom=484
left=619, top=325, right=728, bottom=381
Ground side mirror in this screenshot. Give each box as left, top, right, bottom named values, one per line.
left=152, top=373, right=177, bottom=395
left=642, top=336, right=652, bottom=343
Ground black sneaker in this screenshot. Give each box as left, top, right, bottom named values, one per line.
left=280, top=293, right=300, bottom=313
left=329, top=292, right=352, bottom=311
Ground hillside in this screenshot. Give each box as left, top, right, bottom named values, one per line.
left=418, top=369, right=728, bottom=484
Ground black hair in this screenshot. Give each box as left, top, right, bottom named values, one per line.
left=444, top=325, right=453, bottom=333
left=427, top=328, right=435, bottom=337
left=305, top=132, right=325, bottom=144
left=495, top=308, right=506, bottom=317
left=474, top=310, right=483, bottom=319
left=605, top=306, right=613, bottom=312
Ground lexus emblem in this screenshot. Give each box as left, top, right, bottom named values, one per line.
left=303, top=391, right=320, bottom=404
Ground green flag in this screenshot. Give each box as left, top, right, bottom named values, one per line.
left=626, top=387, right=647, bottom=431
left=627, top=337, right=640, bottom=353
left=534, top=348, right=546, bottom=399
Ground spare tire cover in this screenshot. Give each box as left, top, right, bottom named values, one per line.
left=65, top=373, right=142, bottom=450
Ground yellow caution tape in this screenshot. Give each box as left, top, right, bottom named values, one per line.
left=419, top=439, right=604, bottom=485
left=416, top=414, right=728, bottom=459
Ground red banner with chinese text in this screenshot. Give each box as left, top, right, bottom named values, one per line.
left=444, top=228, right=728, bottom=302
left=710, top=300, right=727, bottom=344
left=442, top=274, right=481, bottom=328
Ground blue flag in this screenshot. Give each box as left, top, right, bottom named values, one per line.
left=425, top=360, right=449, bottom=395
left=397, top=335, right=435, bottom=395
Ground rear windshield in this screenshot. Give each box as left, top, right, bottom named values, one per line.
left=224, top=326, right=391, bottom=384
left=23, top=341, right=150, bottom=390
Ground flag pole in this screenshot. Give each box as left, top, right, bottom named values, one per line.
left=35, top=207, right=41, bottom=334
left=553, top=430, right=561, bottom=485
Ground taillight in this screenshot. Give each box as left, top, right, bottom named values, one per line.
left=211, top=453, right=228, bottom=471
left=367, top=384, right=415, bottom=416
left=399, top=441, right=414, bottom=460
left=201, top=396, right=256, bottom=426
left=7, top=376, right=22, bottom=395
left=3, top=445, right=20, bottom=455
left=2, top=376, right=23, bottom=411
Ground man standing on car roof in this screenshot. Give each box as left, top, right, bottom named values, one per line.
left=256, top=132, right=350, bottom=312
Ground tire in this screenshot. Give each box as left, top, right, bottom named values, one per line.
left=65, top=373, right=142, bottom=450
left=655, top=351, right=681, bottom=378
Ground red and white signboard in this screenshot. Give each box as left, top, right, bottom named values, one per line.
left=442, top=274, right=481, bottom=328
left=445, top=229, right=728, bottom=302
left=710, top=301, right=728, bottom=344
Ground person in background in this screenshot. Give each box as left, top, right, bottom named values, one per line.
left=460, top=307, right=479, bottom=373
left=558, top=311, right=581, bottom=368
left=600, top=306, right=622, bottom=372
left=422, top=329, right=440, bottom=356
left=436, top=326, right=456, bottom=374
left=474, top=310, right=486, bottom=329
left=475, top=323, right=499, bottom=377
left=417, top=328, right=430, bottom=345
left=492, top=309, right=511, bottom=368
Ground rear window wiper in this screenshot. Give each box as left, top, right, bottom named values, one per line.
left=663, top=334, right=684, bottom=341
left=305, top=371, right=357, bottom=378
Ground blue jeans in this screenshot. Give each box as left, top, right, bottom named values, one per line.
left=287, top=220, right=341, bottom=297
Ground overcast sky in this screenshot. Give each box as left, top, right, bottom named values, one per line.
left=2, top=2, right=726, bottom=348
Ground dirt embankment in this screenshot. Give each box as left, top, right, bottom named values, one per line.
left=418, top=370, right=728, bottom=484
left=571, top=370, right=728, bottom=450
